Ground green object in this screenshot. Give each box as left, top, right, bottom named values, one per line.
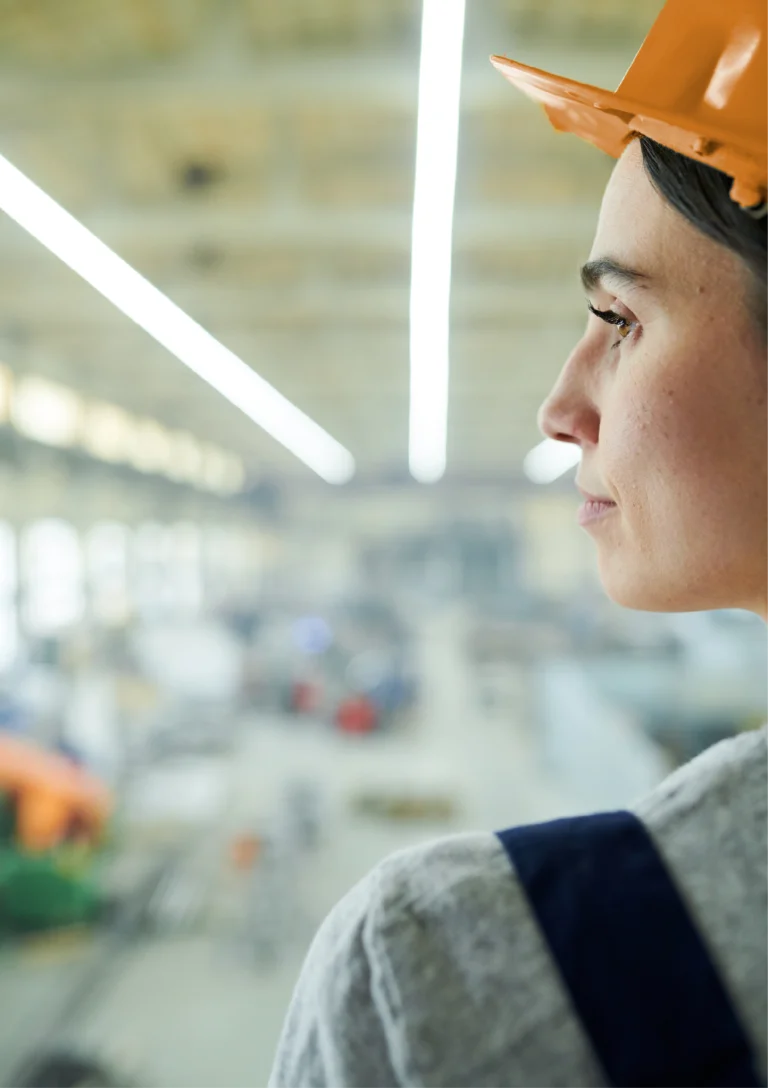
left=0, top=848, right=99, bottom=932
left=0, top=789, right=102, bottom=935
left=0, top=793, right=15, bottom=842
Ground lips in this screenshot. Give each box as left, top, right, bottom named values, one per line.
left=576, top=483, right=617, bottom=528
left=577, top=498, right=618, bottom=527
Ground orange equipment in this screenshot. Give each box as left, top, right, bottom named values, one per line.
left=230, top=832, right=262, bottom=871
left=491, top=0, right=767, bottom=209
left=0, top=734, right=112, bottom=853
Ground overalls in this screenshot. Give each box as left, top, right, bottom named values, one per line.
left=497, top=812, right=765, bottom=1087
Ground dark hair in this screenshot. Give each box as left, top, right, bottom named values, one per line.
left=638, top=135, right=767, bottom=331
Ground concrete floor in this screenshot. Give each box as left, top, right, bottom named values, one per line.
left=4, top=608, right=651, bottom=1087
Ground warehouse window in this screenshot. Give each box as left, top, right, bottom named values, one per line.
left=22, top=519, right=84, bottom=635
left=86, top=521, right=130, bottom=626
left=0, top=521, right=18, bottom=672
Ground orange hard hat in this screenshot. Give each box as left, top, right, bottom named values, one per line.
left=491, top=0, right=767, bottom=209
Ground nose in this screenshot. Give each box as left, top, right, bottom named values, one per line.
left=536, top=339, right=600, bottom=448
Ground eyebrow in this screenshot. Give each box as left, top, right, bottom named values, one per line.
left=580, top=257, right=651, bottom=294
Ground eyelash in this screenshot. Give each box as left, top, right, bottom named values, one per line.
left=587, top=302, right=638, bottom=349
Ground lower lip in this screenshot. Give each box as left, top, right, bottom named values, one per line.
left=578, top=500, right=617, bottom=526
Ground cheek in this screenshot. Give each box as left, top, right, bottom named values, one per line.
left=601, top=341, right=766, bottom=527
left=599, top=372, right=667, bottom=513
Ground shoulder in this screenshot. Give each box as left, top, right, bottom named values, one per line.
left=328, top=831, right=542, bottom=998
left=631, top=725, right=767, bottom=1067
left=272, top=730, right=768, bottom=1086
left=275, top=830, right=516, bottom=1035
left=271, top=831, right=603, bottom=1087
left=269, top=834, right=504, bottom=1087
left=367, top=828, right=515, bottom=929
left=632, top=723, right=766, bottom=831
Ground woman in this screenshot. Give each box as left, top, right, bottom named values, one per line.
left=269, top=1, right=767, bottom=1084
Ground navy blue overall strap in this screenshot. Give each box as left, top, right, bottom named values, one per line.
left=496, top=811, right=764, bottom=1088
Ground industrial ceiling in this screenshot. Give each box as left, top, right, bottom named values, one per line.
left=0, top=0, right=664, bottom=489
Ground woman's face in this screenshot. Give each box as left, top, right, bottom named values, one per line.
left=538, top=140, right=767, bottom=618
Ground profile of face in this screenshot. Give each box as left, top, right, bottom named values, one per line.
left=538, top=139, right=767, bottom=618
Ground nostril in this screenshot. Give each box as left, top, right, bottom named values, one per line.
left=537, top=404, right=560, bottom=442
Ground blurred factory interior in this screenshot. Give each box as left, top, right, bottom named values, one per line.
left=0, top=1, right=764, bottom=1085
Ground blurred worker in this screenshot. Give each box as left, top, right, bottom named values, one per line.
left=243, top=830, right=300, bottom=968
left=281, top=779, right=323, bottom=851
left=289, top=678, right=319, bottom=715
left=270, top=2, right=767, bottom=1084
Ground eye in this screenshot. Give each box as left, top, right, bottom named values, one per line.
left=587, top=302, right=639, bottom=349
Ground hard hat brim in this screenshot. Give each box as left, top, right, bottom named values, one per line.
left=490, top=55, right=633, bottom=159
left=490, top=54, right=767, bottom=208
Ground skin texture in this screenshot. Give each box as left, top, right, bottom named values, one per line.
left=538, top=140, right=767, bottom=619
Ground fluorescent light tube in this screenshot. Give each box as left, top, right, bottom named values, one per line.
left=0, top=154, right=355, bottom=484
left=523, top=439, right=582, bottom=484
left=408, top=0, right=466, bottom=483
left=12, top=376, right=82, bottom=448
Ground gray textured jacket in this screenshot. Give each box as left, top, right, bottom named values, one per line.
left=269, top=726, right=767, bottom=1087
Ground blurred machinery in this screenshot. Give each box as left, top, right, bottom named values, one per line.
left=350, top=789, right=458, bottom=822
left=0, top=734, right=111, bottom=934
left=245, top=595, right=419, bottom=734
left=13, top=1051, right=129, bottom=1088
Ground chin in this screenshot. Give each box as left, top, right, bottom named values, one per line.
left=597, top=556, right=703, bottom=613
left=602, top=583, right=680, bottom=613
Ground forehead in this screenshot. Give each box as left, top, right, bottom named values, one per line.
left=588, top=140, right=735, bottom=297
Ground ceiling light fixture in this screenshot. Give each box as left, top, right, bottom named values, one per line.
left=200, top=444, right=234, bottom=494
left=12, top=376, right=82, bottom=448
left=0, top=366, right=13, bottom=424
left=220, top=453, right=245, bottom=495
left=128, top=418, right=174, bottom=475
left=167, top=431, right=204, bottom=484
left=0, top=154, right=355, bottom=485
left=408, top=0, right=466, bottom=484
left=82, top=401, right=135, bottom=463
left=523, top=439, right=582, bottom=484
